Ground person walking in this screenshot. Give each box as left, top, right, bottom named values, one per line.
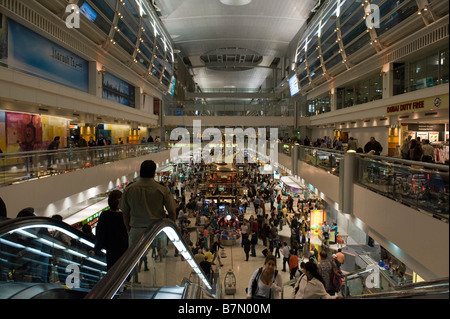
left=347, top=137, right=358, bottom=151
left=289, top=249, right=299, bottom=280
left=250, top=231, right=258, bottom=257
left=211, top=238, right=224, bottom=266
left=243, top=235, right=251, bottom=261
left=400, top=135, right=412, bottom=159
left=292, top=261, right=336, bottom=299
left=281, top=242, right=290, bottom=272
left=247, top=255, right=283, bottom=299
left=317, top=250, right=337, bottom=296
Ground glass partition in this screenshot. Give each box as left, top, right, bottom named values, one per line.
left=0, top=143, right=167, bottom=187
left=0, top=217, right=107, bottom=299
left=281, top=143, right=449, bottom=221
left=356, top=156, right=449, bottom=220
left=300, top=147, right=343, bottom=177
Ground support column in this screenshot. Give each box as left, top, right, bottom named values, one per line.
left=339, top=151, right=356, bottom=215
left=291, top=143, right=299, bottom=176
left=382, top=63, right=393, bottom=100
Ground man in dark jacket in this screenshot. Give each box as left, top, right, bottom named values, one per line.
left=364, top=137, right=383, bottom=155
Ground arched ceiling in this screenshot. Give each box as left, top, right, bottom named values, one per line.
left=156, top=0, right=318, bottom=90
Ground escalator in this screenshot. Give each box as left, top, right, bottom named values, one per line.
left=340, top=265, right=449, bottom=299
left=282, top=263, right=448, bottom=299
left=0, top=217, right=218, bottom=299
left=0, top=217, right=107, bottom=299
left=85, top=219, right=218, bottom=299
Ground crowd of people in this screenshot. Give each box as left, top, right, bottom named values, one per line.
left=400, top=135, right=437, bottom=163
left=2, top=157, right=346, bottom=299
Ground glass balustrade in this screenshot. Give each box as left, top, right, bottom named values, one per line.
left=0, top=143, right=166, bottom=187
left=0, top=217, right=107, bottom=299
left=300, top=146, right=344, bottom=177
left=279, top=143, right=449, bottom=221
left=86, top=220, right=217, bottom=299
left=357, top=156, right=449, bottom=220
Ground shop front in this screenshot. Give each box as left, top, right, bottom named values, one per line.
left=386, top=93, right=449, bottom=159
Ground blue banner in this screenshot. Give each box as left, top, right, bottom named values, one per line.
left=7, top=19, right=89, bottom=92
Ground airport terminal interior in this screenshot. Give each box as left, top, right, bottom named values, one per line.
left=0, top=0, right=448, bottom=300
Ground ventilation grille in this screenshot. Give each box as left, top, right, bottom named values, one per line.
left=384, top=22, right=449, bottom=64
left=0, top=0, right=91, bottom=58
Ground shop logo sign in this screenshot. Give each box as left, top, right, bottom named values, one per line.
left=365, top=4, right=380, bottom=29
left=170, top=120, right=278, bottom=173
left=65, top=5, right=81, bottom=29
left=434, top=97, right=442, bottom=107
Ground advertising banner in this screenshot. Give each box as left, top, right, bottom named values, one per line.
left=7, top=19, right=89, bottom=92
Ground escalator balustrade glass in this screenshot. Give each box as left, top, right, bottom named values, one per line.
left=0, top=217, right=107, bottom=299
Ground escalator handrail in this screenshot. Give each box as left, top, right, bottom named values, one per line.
left=343, top=284, right=449, bottom=299
left=0, top=216, right=95, bottom=245
left=85, top=218, right=200, bottom=299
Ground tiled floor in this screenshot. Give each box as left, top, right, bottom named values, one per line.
left=191, top=204, right=341, bottom=299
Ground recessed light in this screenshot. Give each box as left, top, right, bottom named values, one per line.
left=220, top=0, right=252, bottom=6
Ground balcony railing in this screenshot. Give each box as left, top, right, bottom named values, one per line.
left=0, top=143, right=169, bottom=187
left=280, top=143, right=449, bottom=222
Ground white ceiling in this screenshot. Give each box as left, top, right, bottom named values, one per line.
left=156, top=0, right=318, bottom=90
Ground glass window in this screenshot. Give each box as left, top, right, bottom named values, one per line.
left=136, top=52, right=150, bottom=68
left=393, top=63, right=406, bottom=95
left=409, top=53, right=439, bottom=91
left=92, top=13, right=111, bottom=35
left=377, top=0, right=419, bottom=36
left=340, top=0, right=362, bottom=23
left=345, top=32, right=372, bottom=57
left=336, top=73, right=382, bottom=108
left=91, top=0, right=115, bottom=21
left=342, top=20, right=366, bottom=47
left=322, top=41, right=339, bottom=62
left=311, top=66, right=324, bottom=81
left=113, top=32, right=134, bottom=55
left=440, top=49, right=449, bottom=84
left=298, top=69, right=308, bottom=85
left=321, top=33, right=337, bottom=55
left=340, top=7, right=365, bottom=37
left=324, top=53, right=342, bottom=70
left=309, top=56, right=321, bottom=73
left=117, top=19, right=137, bottom=44
left=300, top=77, right=310, bottom=88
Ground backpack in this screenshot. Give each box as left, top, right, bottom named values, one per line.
left=332, top=267, right=344, bottom=292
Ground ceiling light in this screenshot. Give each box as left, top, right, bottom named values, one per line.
left=220, top=0, right=252, bottom=6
